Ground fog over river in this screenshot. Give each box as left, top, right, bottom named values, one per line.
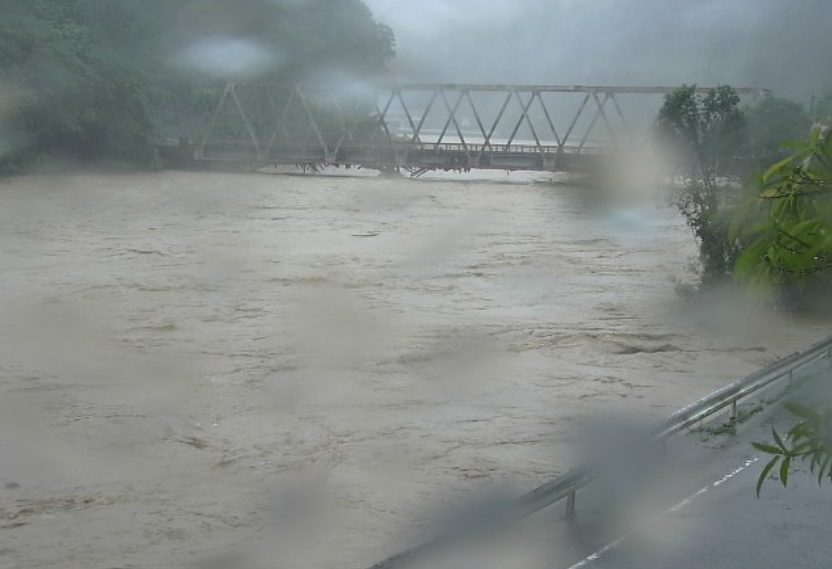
left=0, top=171, right=826, bottom=568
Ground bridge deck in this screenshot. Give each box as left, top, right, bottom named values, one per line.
left=197, top=140, right=605, bottom=173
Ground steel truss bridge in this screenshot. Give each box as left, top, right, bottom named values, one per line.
left=195, top=83, right=767, bottom=175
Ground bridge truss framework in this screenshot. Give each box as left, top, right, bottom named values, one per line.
left=196, top=83, right=767, bottom=174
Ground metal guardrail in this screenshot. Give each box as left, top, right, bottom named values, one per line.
left=365, top=333, right=832, bottom=569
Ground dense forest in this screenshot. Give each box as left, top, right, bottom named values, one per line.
left=0, top=0, right=394, bottom=171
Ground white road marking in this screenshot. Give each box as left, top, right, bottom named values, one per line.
left=564, top=457, right=760, bottom=569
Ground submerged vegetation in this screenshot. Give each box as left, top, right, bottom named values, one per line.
left=657, top=85, right=832, bottom=305
left=656, top=85, right=746, bottom=287
left=0, top=0, right=394, bottom=172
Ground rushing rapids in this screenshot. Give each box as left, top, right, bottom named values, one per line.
left=0, top=170, right=825, bottom=568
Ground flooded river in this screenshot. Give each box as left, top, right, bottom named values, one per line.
left=0, top=170, right=826, bottom=568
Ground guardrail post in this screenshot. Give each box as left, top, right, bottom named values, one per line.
left=729, top=400, right=738, bottom=422
left=565, top=491, right=576, bottom=517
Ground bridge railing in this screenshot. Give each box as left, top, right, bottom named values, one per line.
left=363, top=333, right=832, bottom=569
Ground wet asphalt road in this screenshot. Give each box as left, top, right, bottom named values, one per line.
left=553, top=367, right=832, bottom=569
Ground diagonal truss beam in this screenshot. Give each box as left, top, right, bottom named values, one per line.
left=560, top=92, right=591, bottom=151
left=330, top=96, right=362, bottom=158
left=395, top=90, right=422, bottom=148
left=435, top=89, right=465, bottom=148
left=577, top=91, right=613, bottom=152
left=200, top=83, right=232, bottom=157
left=438, top=89, right=469, bottom=156
left=465, top=91, right=490, bottom=152
left=536, top=93, right=562, bottom=147
left=265, top=87, right=297, bottom=155
left=608, top=92, right=633, bottom=142
left=229, top=84, right=262, bottom=158
left=371, top=90, right=397, bottom=148
left=591, top=91, right=617, bottom=145
left=296, top=87, right=329, bottom=157
left=505, top=90, right=543, bottom=154
left=481, top=90, right=513, bottom=157
left=411, top=89, right=440, bottom=147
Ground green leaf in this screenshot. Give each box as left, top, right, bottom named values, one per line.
left=757, top=455, right=780, bottom=497
left=772, top=427, right=788, bottom=453
left=762, top=155, right=796, bottom=183
left=752, top=442, right=783, bottom=455
left=819, top=456, right=831, bottom=486
left=779, top=456, right=792, bottom=487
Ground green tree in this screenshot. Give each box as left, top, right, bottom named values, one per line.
left=656, top=85, right=746, bottom=286
left=743, top=94, right=811, bottom=176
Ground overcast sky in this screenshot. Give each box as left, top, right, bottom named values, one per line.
left=364, top=0, right=830, bottom=101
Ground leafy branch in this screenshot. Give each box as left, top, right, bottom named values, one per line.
left=753, top=402, right=832, bottom=496
left=732, top=128, right=832, bottom=296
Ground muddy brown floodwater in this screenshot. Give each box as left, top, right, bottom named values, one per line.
left=0, top=171, right=827, bottom=569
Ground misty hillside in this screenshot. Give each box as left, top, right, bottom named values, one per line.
left=0, top=0, right=392, bottom=170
